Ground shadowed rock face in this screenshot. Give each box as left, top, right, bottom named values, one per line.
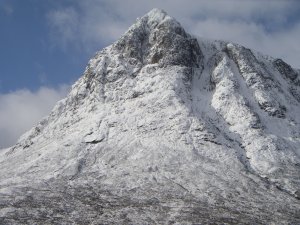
left=0, top=9, right=300, bottom=224
left=273, top=58, right=298, bottom=81
left=114, top=9, right=202, bottom=68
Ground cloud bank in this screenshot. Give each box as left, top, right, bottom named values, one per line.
left=0, top=86, right=68, bottom=149
left=47, top=0, right=300, bottom=68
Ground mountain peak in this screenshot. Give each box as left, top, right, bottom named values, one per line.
left=113, top=9, right=202, bottom=68
left=138, top=8, right=177, bottom=30
left=144, top=8, right=168, bottom=23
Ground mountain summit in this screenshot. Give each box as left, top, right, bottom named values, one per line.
left=1, top=9, right=300, bottom=224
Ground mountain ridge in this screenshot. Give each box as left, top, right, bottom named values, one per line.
left=0, top=8, right=299, bottom=224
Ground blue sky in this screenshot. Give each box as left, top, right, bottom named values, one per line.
left=0, top=0, right=89, bottom=93
left=1, top=0, right=300, bottom=148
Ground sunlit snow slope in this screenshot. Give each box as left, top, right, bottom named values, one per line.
left=0, top=9, right=299, bottom=224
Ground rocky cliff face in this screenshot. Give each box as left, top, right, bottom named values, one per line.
left=0, top=9, right=299, bottom=224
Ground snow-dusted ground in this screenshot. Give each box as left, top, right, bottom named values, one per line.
left=0, top=9, right=299, bottom=224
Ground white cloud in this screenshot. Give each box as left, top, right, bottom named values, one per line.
left=46, top=0, right=300, bottom=68
left=189, top=19, right=300, bottom=68
left=47, top=7, right=80, bottom=50
left=47, top=4, right=128, bottom=52
left=0, top=86, right=68, bottom=149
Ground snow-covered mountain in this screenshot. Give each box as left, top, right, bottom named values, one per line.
left=1, top=9, right=299, bottom=224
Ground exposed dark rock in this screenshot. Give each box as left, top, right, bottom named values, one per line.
left=273, top=58, right=298, bottom=81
